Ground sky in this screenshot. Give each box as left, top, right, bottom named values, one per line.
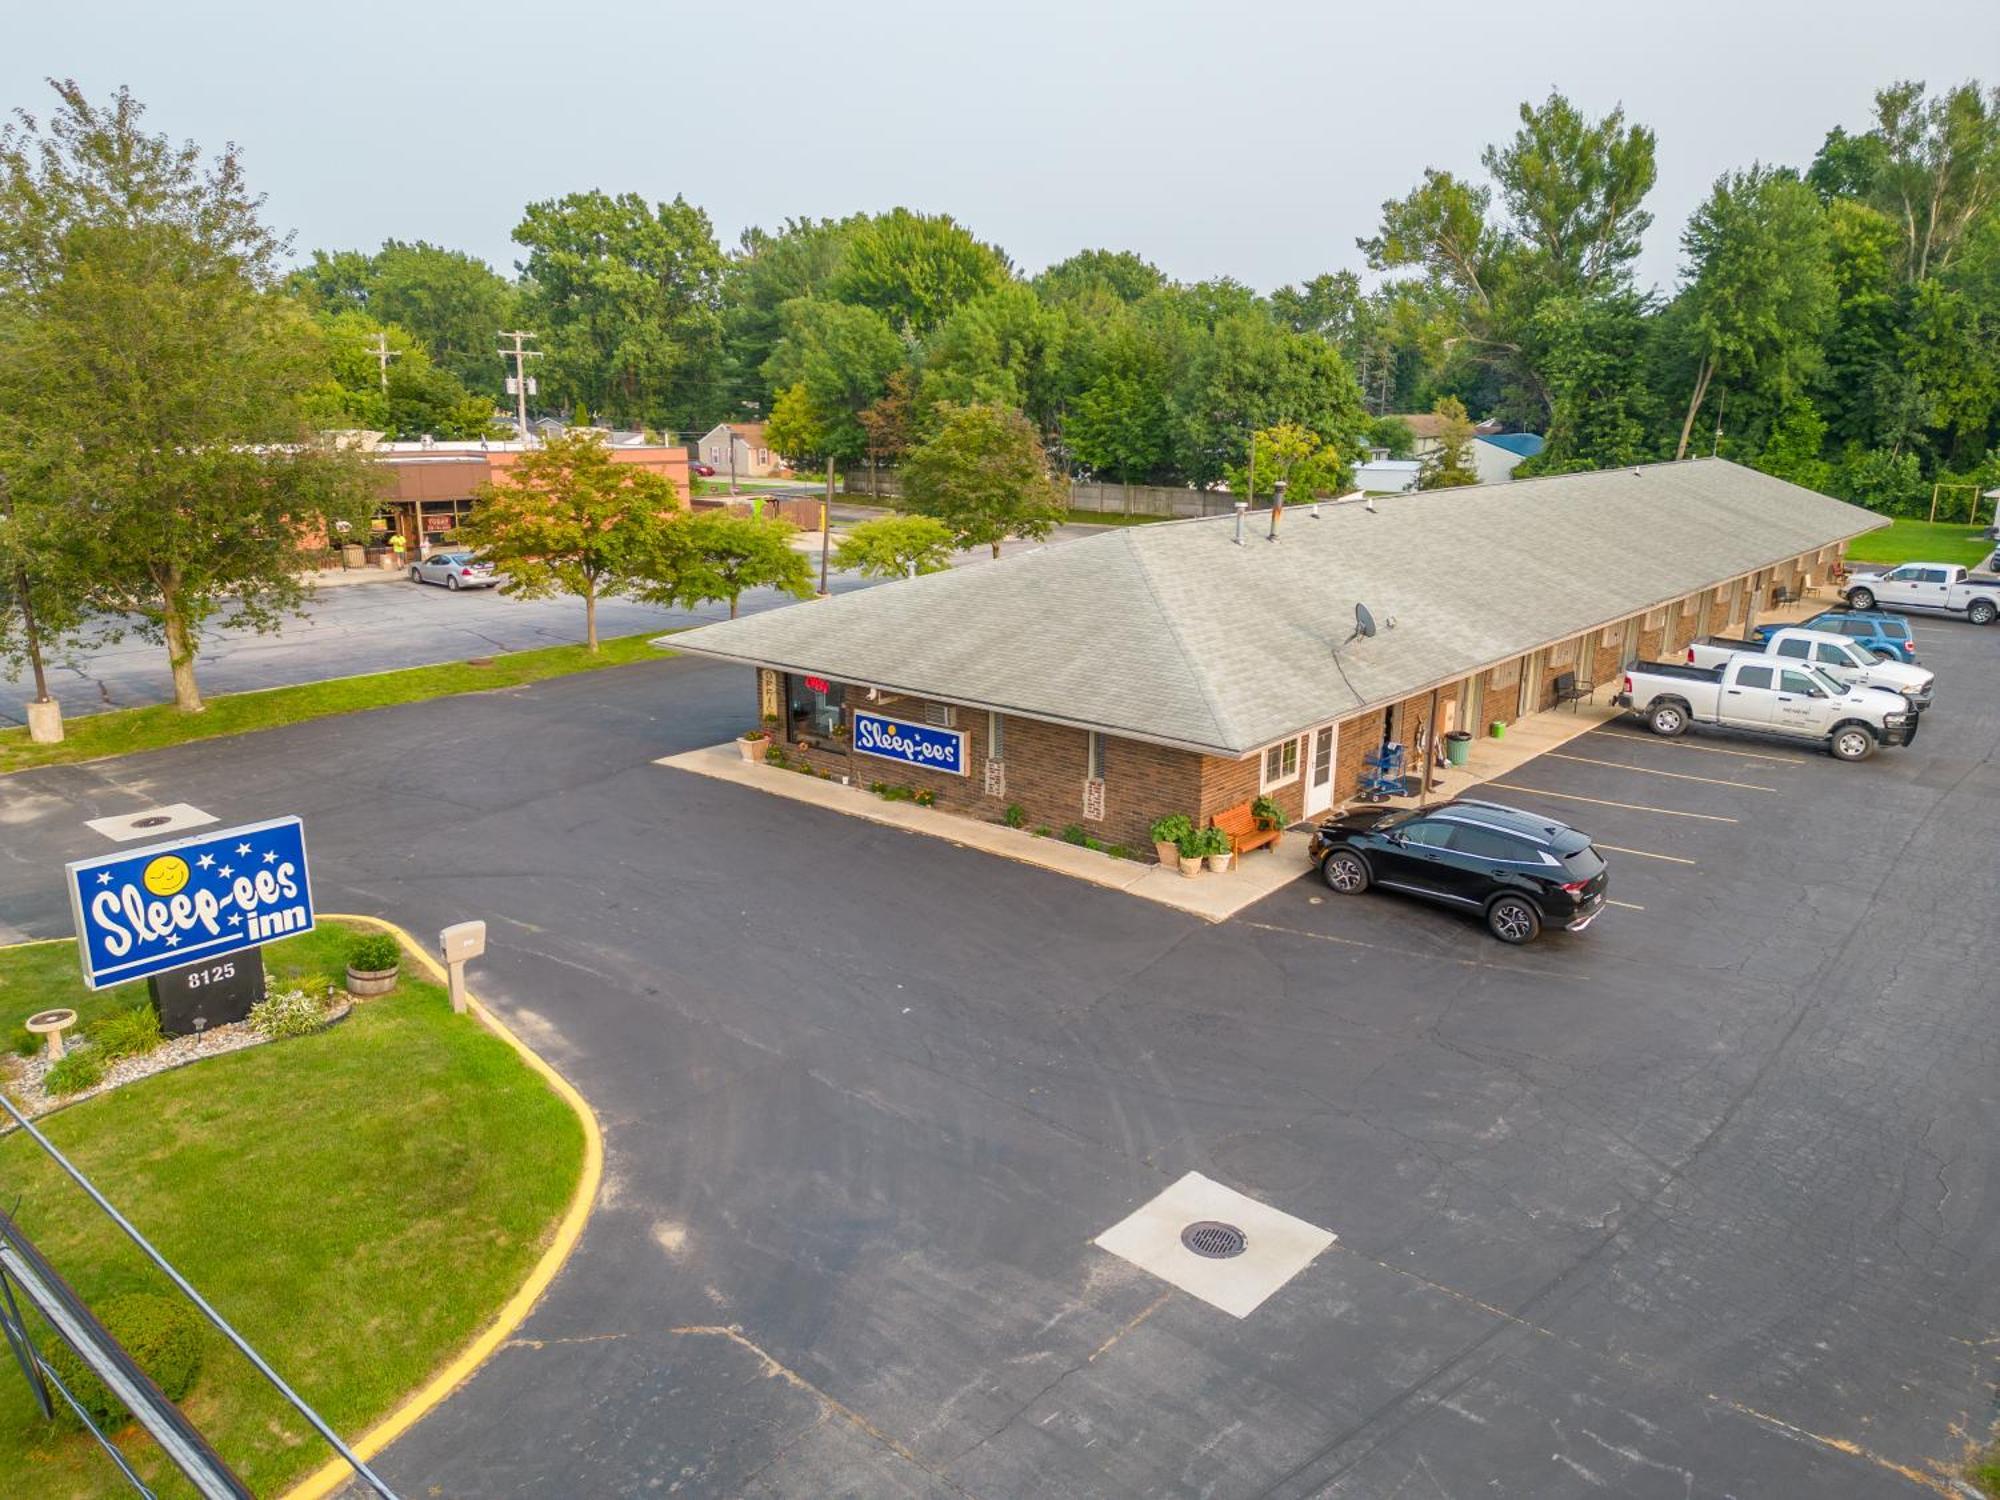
left=6, top=0, right=1997, bottom=298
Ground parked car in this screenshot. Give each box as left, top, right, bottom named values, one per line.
left=690, top=462, right=717, bottom=477
left=1755, top=610, right=1918, bottom=663
left=1615, top=657, right=1915, bottom=760
left=1308, top=798, right=1608, bottom=945
left=1842, top=563, right=2000, bottom=625
left=1686, top=628, right=1934, bottom=709
left=409, top=552, right=501, bottom=590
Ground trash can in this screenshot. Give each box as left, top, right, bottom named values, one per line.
left=1489, top=720, right=1507, bottom=739
left=1445, top=730, right=1472, bottom=767
left=340, top=543, right=365, bottom=569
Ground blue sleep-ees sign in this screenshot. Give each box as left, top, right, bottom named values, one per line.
left=65, top=816, right=316, bottom=989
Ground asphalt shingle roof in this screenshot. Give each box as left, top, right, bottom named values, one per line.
left=667, top=459, right=1886, bottom=757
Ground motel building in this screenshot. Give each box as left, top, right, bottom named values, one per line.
left=666, top=459, right=1885, bottom=852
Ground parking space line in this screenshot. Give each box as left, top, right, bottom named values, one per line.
left=1540, top=751, right=1775, bottom=792
left=1595, top=842, right=1697, bottom=865
left=1488, top=784, right=1739, bottom=822
left=1606, top=899, right=1645, bottom=910
left=1239, top=919, right=1580, bottom=981
left=1587, top=728, right=1808, bottom=766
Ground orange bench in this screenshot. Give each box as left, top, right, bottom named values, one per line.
left=1210, top=801, right=1282, bottom=858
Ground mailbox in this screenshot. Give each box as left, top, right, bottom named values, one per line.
left=440, top=921, right=486, bottom=964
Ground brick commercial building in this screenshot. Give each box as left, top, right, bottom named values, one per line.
left=666, top=460, right=1885, bottom=850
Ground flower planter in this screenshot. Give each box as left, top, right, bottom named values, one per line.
left=737, top=735, right=768, bottom=763
left=1206, top=850, right=1234, bottom=873
left=1154, top=839, right=1180, bottom=866
left=345, top=965, right=399, bottom=998
left=1177, top=854, right=1205, bottom=879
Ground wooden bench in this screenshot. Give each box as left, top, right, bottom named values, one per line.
left=1211, top=801, right=1282, bottom=857
left=1551, top=671, right=1593, bottom=711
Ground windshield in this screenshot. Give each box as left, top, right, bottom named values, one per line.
left=1806, top=667, right=1846, bottom=696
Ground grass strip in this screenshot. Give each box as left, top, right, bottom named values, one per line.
left=1, top=631, right=673, bottom=775
left=0, top=923, right=584, bottom=1499
left=1841, top=517, right=1993, bottom=568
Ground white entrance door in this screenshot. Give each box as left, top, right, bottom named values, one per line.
left=1304, top=723, right=1338, bottom=815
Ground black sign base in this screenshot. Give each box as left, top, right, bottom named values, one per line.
left=148, top=950, right=264, bottom=1038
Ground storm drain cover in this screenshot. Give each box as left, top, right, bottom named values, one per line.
left=1180, top=1221, right=1249, bottom=1259
left=132, top=815, right=172, bottom=829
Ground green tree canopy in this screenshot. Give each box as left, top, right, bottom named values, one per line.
left=512, top=190, right=725, bottom=427
left=900, top=402, right=1065, bottom=558
left=763, top=297, right=904, bottom=459
left=669, top=510, right=814, bottom=618
left=833, top=514, right=957, bottom=579
left=825, top=208, right=1010, bottom=334
left=1417, top=397, right=1480, bottom=489
left=454, top=429, right=685, bottom=650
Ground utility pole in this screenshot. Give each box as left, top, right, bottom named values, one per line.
left=819, top=455, right=835, bottom=597
left=497, top=331, right=541, bottom=443
left=365, top=331, right=399, bottom=392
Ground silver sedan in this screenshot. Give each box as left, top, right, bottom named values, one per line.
left=409, top=551, right=502, bottom=590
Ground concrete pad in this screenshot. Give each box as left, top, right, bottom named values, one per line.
left=1093, top=1172, right=1335, bottom=1318
left=656, top=742, right=1314, bottom=923
left=83, top=803, right=219, bottom=842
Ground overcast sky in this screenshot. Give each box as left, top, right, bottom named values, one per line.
left=7, top=0, right=1996, bottom=298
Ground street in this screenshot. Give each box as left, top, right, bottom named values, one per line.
left=0, top=629, right=1996, bottom=1496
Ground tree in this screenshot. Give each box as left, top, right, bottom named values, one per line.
left=672, top=511, right=814, bottom=618
left=1366, top=415, right=1416, bottom=457
left=369, top=241, right=516, bottom=392
left=0, top=81, right=373, bottom=714
left=1227, top=422, right=1353, bottom=500
left=719, top=216, right=861, bottom=407
left=917, top=283, right=1072, bottom=436
left=765, top=382, right=830, bottom=469
left=1418, top=398, right=1480, bottom=488
left=763, top=297, right=904, bottom=459
left=1033, top=249, right=1164, bottom=305
left=1673, top=166, right=1834, bottom=459
left=825, top=208, right=1009, bottom=334
left=512, top=190, right=725, bottom=426
left=833, top=514, right=956, bottom=579
left=900, top=402, right=1065, bottom=558
left=305, top=310, right=498, bottom=439
left=1754, top=398, right=1834, bottom=492
left=1864, top=80, right=2000, bottom=282
left=454, top=429, right=685, bottom=650
left=857, top=370, right=914, bottom=495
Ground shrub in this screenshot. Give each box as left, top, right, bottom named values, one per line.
left=1059, top=824, right=1089, bottom=846
left=1200, top=825, right=1232, bottom=857
left=1033, top=826, right=1051, bottom=838
left=347, top=933, right=401, bottom=973
left=1251, top=796, right=1285, bottom=831
left=87, top=1006, right=163, bottom=1065
left=913, top=788, right=936, bottom=807
left=1106, top=845, right=1133, bottom=861
left=1174, top=831, right=1205, bottom=860
left=1148, top=813, right=1193, bottom=846
left=43, top=1293, right=204, bottom=1430
left=1002, top=804, right=1027, bottom=829
left=249, top=988, right=327, bottom=1040
left=764, top=743, right=787, bottom=765
left=43, top=1051, right=105, bottom=1097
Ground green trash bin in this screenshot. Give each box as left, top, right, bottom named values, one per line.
left=1489, top=720, right=1507, bottom=739
left=1445, top=730, right=1472, bottom=767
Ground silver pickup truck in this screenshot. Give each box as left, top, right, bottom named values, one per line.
left=1685, top=628, right=1935, bottom=708
left=1614, top=657, right=1917, bottom=760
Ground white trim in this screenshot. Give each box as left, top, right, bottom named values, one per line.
left=1260, top=736, right=1302, bottom=793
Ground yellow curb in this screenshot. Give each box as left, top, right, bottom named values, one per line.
left=277, top=914, right=603, bottom=1500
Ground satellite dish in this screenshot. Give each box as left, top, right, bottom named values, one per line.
left=1354, top=603, right=1377, bottom=639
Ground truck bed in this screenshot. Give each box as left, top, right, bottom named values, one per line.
left=1628, top=660, right=1721, bottom=683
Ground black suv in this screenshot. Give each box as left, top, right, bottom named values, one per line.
left=1306, top=798, right=1609, bottom=944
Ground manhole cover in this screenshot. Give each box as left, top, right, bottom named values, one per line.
left=1180, top=1221, right=1248, bottom=1259
left=132, top=815, right=172, bottom=829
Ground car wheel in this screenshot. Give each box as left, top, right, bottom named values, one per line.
left=408, top=567, right=422, bottom=583
left=1320, top=849, right=1370, bottom=894
left=446, top=574, right=461, bottom=591
left=1648, top=702, right=1687, bottom=737
left=1830, top=725, right=1876, bottom=762
left=1846, top=587, right=1876, bottom=610
left=1487, top=895, right=1541, bottom=945
left=1969, top=599, right=1997, bottom=626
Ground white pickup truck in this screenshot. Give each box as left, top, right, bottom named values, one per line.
left=1843, top=563, right=2000, bottom=626
left=1685, top=628, right=1935, bottom=709
left=1613, top=657, right=1917, bottom=760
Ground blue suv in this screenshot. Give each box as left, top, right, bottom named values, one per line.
left=1755, top=610, right=1919, bottom=663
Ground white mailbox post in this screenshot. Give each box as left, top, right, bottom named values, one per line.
left=438, top=920, right=487, bottom=1015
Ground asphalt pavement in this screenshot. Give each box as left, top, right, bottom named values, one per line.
left=0, top=621, right=1997, bottom=1497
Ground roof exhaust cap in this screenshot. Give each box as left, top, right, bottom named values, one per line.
left=1233, top=500, right=1248, bottom=545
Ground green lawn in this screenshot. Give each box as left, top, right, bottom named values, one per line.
left=2, top=943, right=157, bottom=1056
left=0, top=923, right=585, bottom=1499
left=0, top=631, right=673, bottom=776
left=1843, top=517, right=1994, bottom=568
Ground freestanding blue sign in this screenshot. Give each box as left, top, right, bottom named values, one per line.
left=65, top=816, right=316, bottom=990
left=850, top=711, right=969, bottom=776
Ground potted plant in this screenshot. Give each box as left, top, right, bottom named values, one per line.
left=345, top=932, right=402, bottom=998
left=1204, top=824, right=1234, bottom=873
left=1149, top=814, right=1193, bottom=866
left=1175, top=830, right=1206, bottom=878
left=737, top=726, right=770, bottom=762
left=1252, top=796, right=1285, bottom=832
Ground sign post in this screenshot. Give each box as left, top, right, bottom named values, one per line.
left=65, top=817, right=315, bottom=993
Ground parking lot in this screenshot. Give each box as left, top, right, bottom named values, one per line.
left=1, top=618, right=1996, bottom=1497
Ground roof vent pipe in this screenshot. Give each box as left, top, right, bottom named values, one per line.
left=1233, top=500, right=1248, bottom=545
left=1267, top=481, right=1287, bottom=542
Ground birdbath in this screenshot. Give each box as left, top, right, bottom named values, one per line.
left=25, top=1008, right=78, bottom=1062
